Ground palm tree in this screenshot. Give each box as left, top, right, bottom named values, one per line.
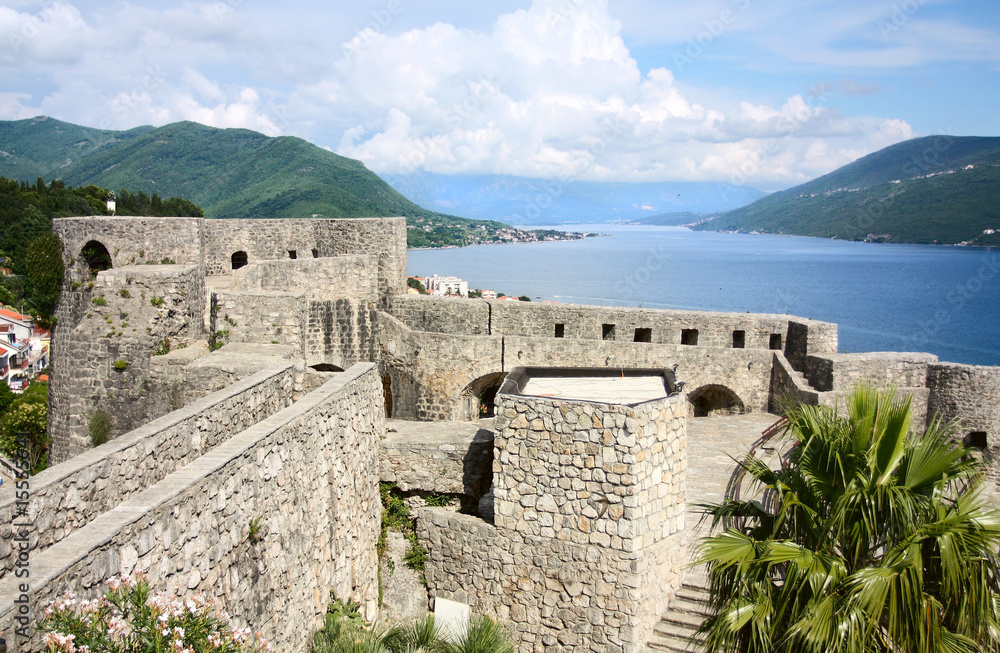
left=696, top=384, right=1000, bottom=653
left=310, top=614, right=515, bottom=653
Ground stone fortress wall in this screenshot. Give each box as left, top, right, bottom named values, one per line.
left=49, top=217, right=405, bottom=463
left=0, top=363, right=295, bottom=581
left=1, top=363, right=381, bottom=653
left=420, top=370, right=688, bottom=653
left=10, top=214, right=998, bottom=653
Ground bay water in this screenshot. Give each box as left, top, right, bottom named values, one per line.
left=408, top=225, right=1000, bottom=367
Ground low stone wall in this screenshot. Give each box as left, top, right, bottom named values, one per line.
left=0, top=363, right=381, bottom=653
left=380, top=420, right=494, bottom=496
left=768, top=354, right=819, bottom=412
left=492, top=301, right=794, bottom=350
left=204, top=218, right=407, bottom=300
left=232, top=256, right=379, bottom=302
left=785, top=320, right=838, bottom=372
left=212, top=290, right=309, bottom=357
left=390, top=295, right=490, bottom=336
left=0, top=363, right=295, bottom=581
left=378, top=312, right=775, bottom=422
left=306, top=300, right=377, bottom=370
left=804, top=352, right=937, bottom=392
left=378, top=313, right=503, bottom=421
left=928, top=363, right=1000, bottom=482
left=389, top=295, right=839, bottom=353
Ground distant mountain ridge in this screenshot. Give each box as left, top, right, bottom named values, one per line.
left=0, top=116, right=446, bottom=221
left=693, top=135, right=1000, bottom=245
left=0, top=116, right=597, bottom=248
left=379, top=171, right=766, bottom=225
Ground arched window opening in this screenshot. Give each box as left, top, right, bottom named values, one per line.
left=81, top=241, right=112, bottom=276
left=231, top=251, right=248, bottom=270
left=458, top=372, right=507, bottom=421
left=688, top=384, right=745, bottom=418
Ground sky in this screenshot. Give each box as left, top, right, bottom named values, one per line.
left=1, top=0, right=998, bottom=190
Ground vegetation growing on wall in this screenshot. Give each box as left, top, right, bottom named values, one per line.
left=88, top=408, right=113, bottom=447
left=378, top=482, right=429, bottom=584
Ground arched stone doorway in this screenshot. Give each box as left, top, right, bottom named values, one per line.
left=81, top=240, right=112, bottom=276
left=311, top=364, right=345, bottom=373
left=458, top=372, right=507, bottom=421
left=688, top=384, right=745, bottom=418
left=231, top=251, right=248, bottom=270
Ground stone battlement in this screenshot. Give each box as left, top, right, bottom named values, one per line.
left=7, top=214, right=996, bottom=653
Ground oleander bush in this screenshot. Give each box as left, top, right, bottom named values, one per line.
left=41, top=573, right=271, bottom=653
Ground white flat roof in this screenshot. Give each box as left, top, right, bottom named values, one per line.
left=520, top=375, right=667, bottom=405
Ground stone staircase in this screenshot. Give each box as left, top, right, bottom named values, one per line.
left=646, top=572, right=711, bottom=652
left=644, top=413, right=786, bottom=653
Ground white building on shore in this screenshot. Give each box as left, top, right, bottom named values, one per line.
left=426, top=275, right=469, bottom=297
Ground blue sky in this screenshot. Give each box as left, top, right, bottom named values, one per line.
left=1, top=0, right=997, bottom=189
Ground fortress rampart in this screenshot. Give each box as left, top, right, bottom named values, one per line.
left=7, top=214, right=997, bottom=652
left=0, top=363, right=295, bottom=581
left=1, top=363, right=380, bottom=652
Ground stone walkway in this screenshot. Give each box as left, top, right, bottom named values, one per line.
left=646, top=412, right=784, bottom=653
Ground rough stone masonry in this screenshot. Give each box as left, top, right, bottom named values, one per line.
left=12, top=214, right=998, bottom=653
left=420, top=368, right=687, bottom=653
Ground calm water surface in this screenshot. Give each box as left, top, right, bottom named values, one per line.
left=408, top=226, right=1000, bottom=367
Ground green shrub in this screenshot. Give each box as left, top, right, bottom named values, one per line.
left=91, top=295, right=107, bottom=306
left=112, top=359, right=128, bottom=371
left=425, top=493, right=452, bottom=507
left=309, top=610, right=515, bottom=653
left=378, top=483, right=429, bottom=585
left=89, top=409, right=112, bottom=447
left=248, top=515, right=265, bottom=543
left=150, top=295, right=164, bottom=307
left=119, top=288, right=131, bottom=298
left=154, top=337, right=171, bottom=356
left=208, top=329, right=230, bottom=352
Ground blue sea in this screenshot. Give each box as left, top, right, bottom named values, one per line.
left=408, top=225, right=1000, bottom=367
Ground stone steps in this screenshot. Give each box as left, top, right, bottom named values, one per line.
left=645, top=579, right=712, bottom=653
left=647, top=414, right=780, bottom=653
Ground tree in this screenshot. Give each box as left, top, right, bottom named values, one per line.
left=407, top=277, right=428, bottom=294
left=25, top=233, right=65, bottom=326
left=517, top=295, right=531, bottom=302
left=697, top=385, right=1000, bottom=653
left=0, top=380, right=15, bottom=415
left=0, top=392, right=49, bottom=473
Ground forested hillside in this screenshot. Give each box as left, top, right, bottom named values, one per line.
left=0, top=176, right=202, bottom=324
left=0, top=117, right=585, bottom=248
left=694, top=136, right=1000, bottom=245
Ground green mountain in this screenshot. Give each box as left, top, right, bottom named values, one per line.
left=693, top=136, right=1000, bottom=245
left=0, top=116, right=581, bottom=248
